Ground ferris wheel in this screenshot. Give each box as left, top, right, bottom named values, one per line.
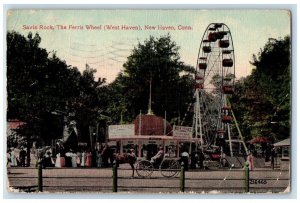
left=193, top=23, right=246, bottom=157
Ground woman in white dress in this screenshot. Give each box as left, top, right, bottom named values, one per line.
left=70, top=150, right=77, bottom=168
left=76, top=152, right=81, bottom=167
left=55, top=153, right=61, bottom=168
left=10, top=148, right=17, bottom=167
left=81, top=151, right=86, bottom=167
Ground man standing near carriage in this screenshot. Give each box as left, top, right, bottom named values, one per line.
left=180, top=148, right=189, bottom=171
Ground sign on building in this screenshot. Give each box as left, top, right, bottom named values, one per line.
left=173, top=125, right=193, bottom=138
left=123, top=140, right=137, bottom=145
left=143, top=140, right=162, bottom=145
left=108, top=124, right=135, bottom=138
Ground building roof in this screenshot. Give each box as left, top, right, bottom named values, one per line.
left=132, top=114, right=172, bottom=136
left=273, top=138, right=290, bottom=147
left=6, top=120, right=26, bottom=137
left=7, top=120, right=26, bottom=130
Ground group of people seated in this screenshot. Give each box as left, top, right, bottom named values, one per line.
left=149, top=146, right=190, bottom=170
left=150, top=146, right=164, bottom=165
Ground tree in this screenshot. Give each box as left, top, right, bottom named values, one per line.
left=107, top=34, right=195, bottom=124
left=72, top=64, right=108, bottom=144
left=230, top=36, right=290, bottom=141
left=7, top=31, right=109, bottom=152
left=7, top=31, right=48, bottom=119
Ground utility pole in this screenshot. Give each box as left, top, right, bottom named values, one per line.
left=147, top=79, right=153, bottom=115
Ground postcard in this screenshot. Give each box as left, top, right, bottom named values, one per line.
left=6, top=9, right=291, bottom=194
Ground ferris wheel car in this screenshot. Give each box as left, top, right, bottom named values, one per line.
left=198, top=62, right=207, bottom=70
left=223, top=85, right=234, bottom=94
left=202, top=46, right=211, bottom=53
left=222, top=59, right=233, bottom=67
left=219, top=40, right=230, bottom=48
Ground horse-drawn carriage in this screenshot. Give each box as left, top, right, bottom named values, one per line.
left=135, top=157, right=181, bottom=178
left=108, top=134, right=201, bottom=178
left=113, top=145, right=181, bottom=178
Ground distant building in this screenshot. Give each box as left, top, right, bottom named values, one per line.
left=7, top=119, right=26, bottom=147
left=7, top=119, right=26, bottom=137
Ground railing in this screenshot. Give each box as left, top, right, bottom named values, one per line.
left=7, top=162, right=290, bottom=193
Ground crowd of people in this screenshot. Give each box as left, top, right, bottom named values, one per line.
left=6, top=143, right=219, bottom=171
left=38, top=144, right=114, bottom=168
left=7, top=146, right=28, bottom=167
left=248, top=143, right=279, bottom=170
left=7, top=142, right=278, bottom=171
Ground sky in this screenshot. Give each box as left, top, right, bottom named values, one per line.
left=6, top=9, right=290, bottom=83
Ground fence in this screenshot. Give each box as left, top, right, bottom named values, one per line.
left=7, top=162, right=290, bottom=193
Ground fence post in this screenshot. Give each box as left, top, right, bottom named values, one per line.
left=180, top=162, right=185, bottom=192
left=112, top=160, right=118, bottom=192
left=244, top=161, right=249, bottom=193
left=37, top=161, right=43, bottom=192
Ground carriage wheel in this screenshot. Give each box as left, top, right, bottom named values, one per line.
left=135, top=160, right=154, bottom=178
left=160, top=159, right=180, bottom=178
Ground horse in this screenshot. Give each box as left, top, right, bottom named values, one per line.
left=113, top=152, right=137, bottom=177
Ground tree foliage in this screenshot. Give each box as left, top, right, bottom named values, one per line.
left=7, top=32, right=195, bottom=148
left=230, top=36, right=290, bottom=141
left=7, top=31, right=291, bottom=149
left=106, top=34, right=195, bottom=124
left=7, top=31, right=108, bottom=147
